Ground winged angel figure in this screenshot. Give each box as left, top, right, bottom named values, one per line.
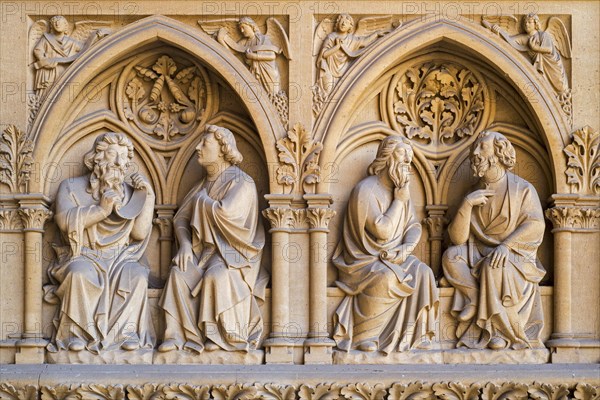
left=199, top=17, right=291, bottom=98
left=29, top=16, right=111, bottom=99
left=312, top=14, right=396, bottom=115
left=483, top=13, right=571, bottom=95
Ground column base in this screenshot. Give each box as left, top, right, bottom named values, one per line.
left=547, top=336, right=600, bottom=363
left=303, top=337, right=335, bottom=364
left=264, top=338, right=295, bottom=364
left=15, top=338, right=47, bottom=364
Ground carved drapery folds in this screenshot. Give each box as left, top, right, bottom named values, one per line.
left=0, top=126, right=34, bottom=194
left=564, top=126, right=599, bottom=195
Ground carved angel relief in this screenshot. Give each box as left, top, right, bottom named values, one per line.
left=483, top=13, right=572, bottom=124
left=390, top=62, right=487, bottom=147
left=312, top=14, right=397, bottom=116
left=199, top=17, right=291, bottom=127
left=28, top=16, right=111, bottom=127
left=120, top=55, right=210, bottom=142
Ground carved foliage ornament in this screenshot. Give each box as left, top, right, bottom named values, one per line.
left=121, top=55, right=210, bottom=142
left=11, top=382, right=596, bottom=400
left=564, top=126, right=600, bottom=195
left=390, top=62, right=487, bottom=148
left=276, top=123, right=323, bottom=194
left=0, top=125, right=34, bottom=193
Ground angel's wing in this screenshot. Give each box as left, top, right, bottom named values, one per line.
left=29, top=20, right=48, bottom=53
left=481, top=15, right=518, bottom=32
left=355, top=15, right=392, bottom=36
left=198, top=18, right=240, bottom=40
left=313, top=18, right=334, bottom=56
left=265, top=17, right=291, bottom=60
left=545, top=17, right=571, bottom=59
left=71, top=20, right=111, bottom=43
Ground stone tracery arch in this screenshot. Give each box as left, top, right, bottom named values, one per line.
left=29, top=14, right=285, bottom=195
left=315, top=16, right=570, bottom=194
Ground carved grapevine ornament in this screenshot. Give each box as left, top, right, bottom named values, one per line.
left=391, top=62, right=487, bottom=147
left=122, top=55, right=210, bottom=142
left=0, top=125, right=34, bottom=193
left=564, top=126, right=600, bottom=195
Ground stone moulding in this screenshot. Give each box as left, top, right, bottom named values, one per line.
left=1, top=381, right=599, bottom=400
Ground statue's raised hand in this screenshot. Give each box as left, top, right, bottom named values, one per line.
left=465, top=189, right=495, bottom=207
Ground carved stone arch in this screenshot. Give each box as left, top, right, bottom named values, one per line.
left=43, top=110, right=166, bottom=203
left=167, top=111, right=267, bottom=205
left=315, top=16, right=570, bottom=194
left=29, top=15, right=284, bottom=194
left=334, top=122, right=435, bottom=205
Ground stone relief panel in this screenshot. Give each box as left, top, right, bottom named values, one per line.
left=199, top=16, right=291, bottom=127
left=442, top=131, right=546, bottom=351
left=563, top=126, right=599, bottom=195
left=44, top=133, right=156, bottom=362
left=331, top=136, right=439, bottom=357
left=0, top=126, right=34, bottom=194
left=312, top=14, right=398, bottom=116
left=482, top=13, right=572, bottom=125
left=28, top=16, right=112, bottom=126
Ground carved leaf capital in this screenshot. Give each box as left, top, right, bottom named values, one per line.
left=18, top=208, right=53, bottom=230
left=306, top=208, right=336, bottom=230
left=422, top=215, right=449, bottom=240
left=545, top=206, right=600, bottom=231
left=262, top=207, right=294, bottom=229
left=0, top=209, right=24, bottom=230
left=153, top=216, right=173, bottom=238
left=0, top=384, right=38, bottom=400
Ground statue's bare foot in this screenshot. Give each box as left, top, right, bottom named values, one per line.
left=357, top=341, right=377, bottom=352
left=457, top=304, right=477, bottom=322
left=158, top=339, right=179, bottom=352
left=68, top=338, right=86, bottom=352
left=204, top=340, right=220, bottom=352
left=488, top=336, right=508, bottom=350
left=414, top=338, right=433, bottom=350
left=183, top=341, right=204, bottom=353
left=122, top=337, right=140, bottom=351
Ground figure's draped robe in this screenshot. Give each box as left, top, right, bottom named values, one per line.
left=47, top=176, right=154, bottom=352
left=333, top=176, right=439, bottom=353
left=239, top=34, right=281, bottom=95
left=33, top=33, right=82, bottom=98
left=317, top=33, right=372, bottom=96
left=445, top=173, right=546, bottom=349
left=159, top=166, right=266, bottom=351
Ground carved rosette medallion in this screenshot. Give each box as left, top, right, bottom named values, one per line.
left=387, top=61, right=490, bottom=155
left=117, top=54, right=213, bottom=144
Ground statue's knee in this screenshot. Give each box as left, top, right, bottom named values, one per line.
left=66, top=260, right=95, bottom=280
left=442, top=246, right=466, bottom=273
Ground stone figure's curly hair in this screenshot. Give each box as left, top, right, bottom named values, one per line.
left=336, top=13, right=355, bottom=32
left=83, top=132, right=134, bottom=171
left=473, top=130, right=516, bottom=170
left=523, top=13, right=542, bottom=31
left=239, top=17, right=261, bottom=34
left=368, top=135, right=413, bottom=176
left=50, top=15, right=68, bottom=30
left=204, top=124, right=243, bottom=165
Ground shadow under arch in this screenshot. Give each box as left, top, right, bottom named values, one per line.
left=29, top=14, right=284, bottom=194
left=315, top=16, right=570, bottom=194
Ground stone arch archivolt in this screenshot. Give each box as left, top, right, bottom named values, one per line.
left=29, top=15, right=284, bottom=196
left=315, top=16, right=570, bottom=195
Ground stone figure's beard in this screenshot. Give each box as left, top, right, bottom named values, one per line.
left=388, top=159, right=410, bottom=188
left=471, top=154, right=496, bottom=178
left=89, top=162, right=126, bottom=201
